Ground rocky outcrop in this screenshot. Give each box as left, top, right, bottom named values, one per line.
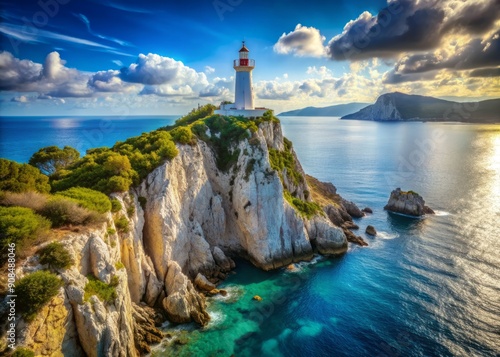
left=366, top=225, right=377, bottom=236
left=384, top=188, right=435, bottom=217
left=194, top=273, right=216, bottom=292
left=132, top=303, right=164, bottom=354
left=162, top=261, right=210, bottom=325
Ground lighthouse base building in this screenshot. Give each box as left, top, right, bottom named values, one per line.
left=214, top=42, right=269, bottom=118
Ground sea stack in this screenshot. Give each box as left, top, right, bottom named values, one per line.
left=384, top=188, right=435, bottom=217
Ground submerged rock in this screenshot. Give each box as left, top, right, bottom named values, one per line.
left=253, top=295, right=263, bottom=301
left=384, top=188, right=435, bottom=217
left=365, top=225, right=377, bottom=236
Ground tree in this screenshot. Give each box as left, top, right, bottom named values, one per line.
left=0, top=159, right=51, bottom=193
left=29, top=146, right=80, bottom=176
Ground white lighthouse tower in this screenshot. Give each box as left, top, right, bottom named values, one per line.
left=234, top=41, right=254, bottom=109
left=215, top=41, right=269, bottom=118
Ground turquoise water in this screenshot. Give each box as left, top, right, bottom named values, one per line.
left=1, top=116, right=499, bottom=356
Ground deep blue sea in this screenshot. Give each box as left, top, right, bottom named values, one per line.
left=1, top=116, right=499, bottom=356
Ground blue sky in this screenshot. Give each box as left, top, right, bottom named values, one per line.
left=1, top=0, right=499, bottom=115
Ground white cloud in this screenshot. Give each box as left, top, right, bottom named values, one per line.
left=204, top=65, right=215, bottom=74
left=119, top=53, right=209, bottom=90
left=274, top=24, right=326, bottom=57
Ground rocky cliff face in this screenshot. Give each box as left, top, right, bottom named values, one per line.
left=12, top=119, right=358, bottom=356
left=342, top=93, right=402, bottom=121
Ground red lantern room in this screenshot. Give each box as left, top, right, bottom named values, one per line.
left=239, top=41, right=249, bottom=66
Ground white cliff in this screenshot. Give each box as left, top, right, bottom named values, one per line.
left=11, top=117, right=358, bottom=356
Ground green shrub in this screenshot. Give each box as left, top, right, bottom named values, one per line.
left=0, top=159, right=50, bottom=193
left=110, top=198, right=122, bottom=212
left=40, top=197, right=95, bottom=227
left=138, top=196, right=147, bottom=210
left=56, top=187, right=111, bottom=213
left=12, top=348, right=35, bottom=357
left=268, top=137, right=304, bottom=187
left=29, top=145, right=80, bottom=176
left=127, top=204, right=135, bottom=217
left=16, top=271, right=63, bottom=320
left=170, top=126, right=194, bottom=145
left=115, top=261, right=125, bottom=270
left=284, top=191, right=322, bottom=219
left=114, top=215, right=129, bottom=233
left=0, top=206, right=51, bottom=262
left=38, top=242, right=74, bottom=270
left=84, top=274, right=118, bottom=303
left=163, top=104, right=216, bottom=129
left=107, top=227, right=116, bottom=235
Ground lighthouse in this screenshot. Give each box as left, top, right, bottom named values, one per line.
left=234, top=41, right=254, bottom=109
left=215, top=42, right=269, bottom=118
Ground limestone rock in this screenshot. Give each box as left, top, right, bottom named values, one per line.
left=194, top=273, right=216, bottom=292
left=132, top=303, right=163, bottom=355
left=384, top=188, right=435, bottom=217
left=163, top=261, right=210, bottom=326
left=342, top=221, right=359, bottom=230
left=307, top=217, right=348, bottom=255
left=366, top=225, right=377, bottom=236
left=342, top=228, right=368, bottom=247
left=212, top=246, right=235, bottom=272
left=341, top=198, right=365, bottom=218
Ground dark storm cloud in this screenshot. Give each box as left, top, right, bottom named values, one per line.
left=469, top=67, right=500, bottom=77
left=327, top=0, right=500, bottom=61
left=384, top=31, right=500, bottom=82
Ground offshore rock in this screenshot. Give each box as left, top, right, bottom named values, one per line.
left=366, top=225, right=377, bottom=236
left=384, top=188, right=435, bottom=217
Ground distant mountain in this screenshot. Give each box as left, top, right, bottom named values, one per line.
left=279, top=103, right=370, bottom=117
left=341, top=92, right=500, bottom=123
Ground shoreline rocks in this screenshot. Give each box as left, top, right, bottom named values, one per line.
left=384, top=188, right=435, bottom=217
left=365, top=225, right=377, bottom=236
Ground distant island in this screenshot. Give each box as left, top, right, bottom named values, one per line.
left=279, top=103, right=370, bottom=117
left=279, top=93, right=500, bottom=123
left=341, top=93, right=500, bottom=123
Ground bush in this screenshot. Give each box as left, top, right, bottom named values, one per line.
left=12, top=348, right=35, bottom=357
left=16, top=271, right=63, bottom=320
left=0, top=206, right=51, bottom=263
left=40, top=197, right=95, bottom=227
left=29, top=145, right=80, bottom=176
left=0, top=159, right=50, bottom=193
left=84, top=274, right=118, bottom=303
left=56, top=187, right=111, bottom=213
left=170, top=126, right=194, bottom=145
left=1, top=191, right=48, bottom=211
left=110, top=198, right=122, bottom=213
left=114, top=215, right=129, bottom=233
left=38, top=242, right=74, bottom=270
left=115, top=261, right=125, bottom=270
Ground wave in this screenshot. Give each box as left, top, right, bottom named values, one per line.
left=433, top=210, right=452, bottom=216
left=205, top=309, right=226, bottom=329
left=285, top=255, right=326, bottom=272
left=210, top=285, right=245, bottom=303
left=377, top=231, right=400, bottom=240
